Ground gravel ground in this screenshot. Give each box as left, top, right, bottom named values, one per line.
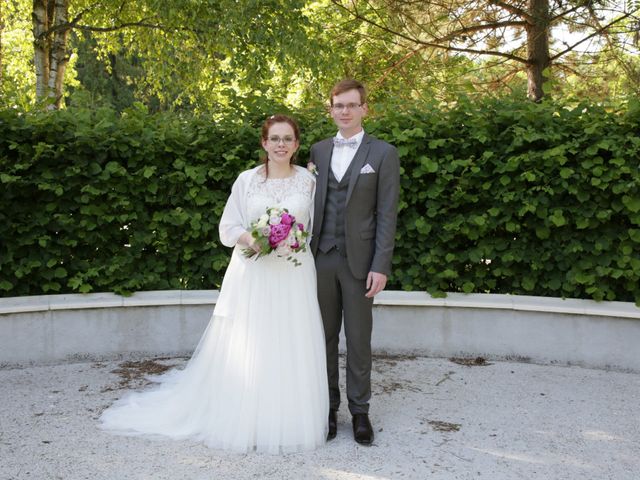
left=1, top=355, right=639, bottom=480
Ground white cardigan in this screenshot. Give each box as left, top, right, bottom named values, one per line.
left=218, top=165, right=315, bottom=248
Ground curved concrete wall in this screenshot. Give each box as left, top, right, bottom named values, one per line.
left=1, top=290, right=639, bottom=371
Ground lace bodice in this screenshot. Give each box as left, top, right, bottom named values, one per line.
left=246, top=166, right=315, bottom=228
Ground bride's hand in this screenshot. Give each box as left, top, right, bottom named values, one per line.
left=249, top=239, right=261, bottom=253
left=240, top=232, right=261, bottom=253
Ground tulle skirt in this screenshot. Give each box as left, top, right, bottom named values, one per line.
left=99, top=247, right=329, bottom=454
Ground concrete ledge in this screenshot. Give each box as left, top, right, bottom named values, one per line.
left=1, top=291, right=639, bottom=371
left=0, top=290, right=218, bottom=314
left=375, top=291, right=640, bottom=319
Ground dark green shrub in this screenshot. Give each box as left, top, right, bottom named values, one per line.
left=1, top=98, right=638, bottom=303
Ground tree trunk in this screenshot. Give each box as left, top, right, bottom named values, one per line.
left=32, top=0, right=50, bottom=101
left=526, top=0, right=551, bottom=102
left=32, top=0, right=70, bottom=109
left=49, top=0, right=69, bottom=108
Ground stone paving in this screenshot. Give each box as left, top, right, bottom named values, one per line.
left=1, top=355, right=639, bottom=480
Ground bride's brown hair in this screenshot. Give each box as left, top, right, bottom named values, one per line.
left=260, top=115, right=300, bottom=178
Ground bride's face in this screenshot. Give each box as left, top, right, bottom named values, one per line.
left=262, top=122, right=299, bottom=166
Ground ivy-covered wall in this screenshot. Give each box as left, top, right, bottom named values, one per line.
left=1, top=98, right=639, bottom=303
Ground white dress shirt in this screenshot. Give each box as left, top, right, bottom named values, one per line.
left=331, top=130, right=365, bottom=182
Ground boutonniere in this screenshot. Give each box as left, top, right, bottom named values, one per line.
left=307, top=161, right=318, bottom=176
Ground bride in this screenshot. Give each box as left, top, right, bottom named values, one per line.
left=99, top=115, right=329, bottom=454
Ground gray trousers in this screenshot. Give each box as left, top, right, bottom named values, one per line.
left=315, top=248, right=373, bottom=415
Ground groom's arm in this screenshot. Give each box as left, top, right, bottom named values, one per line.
left=369, top=143, right=400, bottom=277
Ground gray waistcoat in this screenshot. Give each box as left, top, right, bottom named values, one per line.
left=318, top=161, right=356, bottom=255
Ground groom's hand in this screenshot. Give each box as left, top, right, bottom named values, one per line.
left=365, top=272, right=387, bottom=298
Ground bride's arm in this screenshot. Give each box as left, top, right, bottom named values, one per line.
left=219, top=171, right=250, bottom=248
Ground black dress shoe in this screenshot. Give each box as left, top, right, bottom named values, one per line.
left=352, top=413, right=374, bottom=445
left=327, top=409, right=337, bottom=440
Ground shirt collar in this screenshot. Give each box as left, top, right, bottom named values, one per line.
left=335, top=130, right=365, bottom=144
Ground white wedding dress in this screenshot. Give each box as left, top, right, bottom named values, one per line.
left=99, top=165, right=329, bottom=454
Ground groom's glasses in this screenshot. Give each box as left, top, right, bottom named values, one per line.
left=331, top=103, right=362, bottom=111
left=267, top=135, right=296, bottom=145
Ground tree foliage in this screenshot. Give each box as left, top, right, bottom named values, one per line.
left=2, top=0, right=35, bottom=108
left=2, top=0, right=639, bottom=110
left=329, top=0, right=640, bottom=101
left=4, top=0, right=336, bottom=111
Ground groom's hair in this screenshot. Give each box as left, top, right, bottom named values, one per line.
left=330, top=79, right=367, bottom=106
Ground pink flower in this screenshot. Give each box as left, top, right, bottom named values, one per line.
left=281, top=212, right=294, bottom=226
left=297, top=223, right=304, bottom=232
left=269, top=223, right=292, bottom=247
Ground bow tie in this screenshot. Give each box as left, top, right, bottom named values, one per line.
left=333, top=137, right=358, bottom=149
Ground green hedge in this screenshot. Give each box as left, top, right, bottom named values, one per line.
left=1, top=98, right=639, bottom=303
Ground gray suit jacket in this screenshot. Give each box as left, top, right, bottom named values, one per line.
left=310, top=133, right=400, bottom=279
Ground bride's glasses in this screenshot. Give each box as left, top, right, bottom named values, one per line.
left=268, top=135, right=296, bottom=145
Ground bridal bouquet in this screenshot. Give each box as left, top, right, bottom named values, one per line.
left=242, top=207, right=309, bottom=266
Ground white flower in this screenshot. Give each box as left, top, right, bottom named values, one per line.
left=269, top=215, right=281, bottom=225
left=256, top=214, right=269, bottom=228
left=261, top=227, right=271, bottom=236
left=276, top=244, right=291, bottom=256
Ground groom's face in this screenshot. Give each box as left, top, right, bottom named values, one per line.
left=330, top=89, right=367, bottom=134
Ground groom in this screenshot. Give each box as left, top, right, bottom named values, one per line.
left=310, top=79, right=400, bottom=445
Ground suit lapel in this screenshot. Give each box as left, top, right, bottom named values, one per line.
left=345, top=134, right=371, bottom=205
